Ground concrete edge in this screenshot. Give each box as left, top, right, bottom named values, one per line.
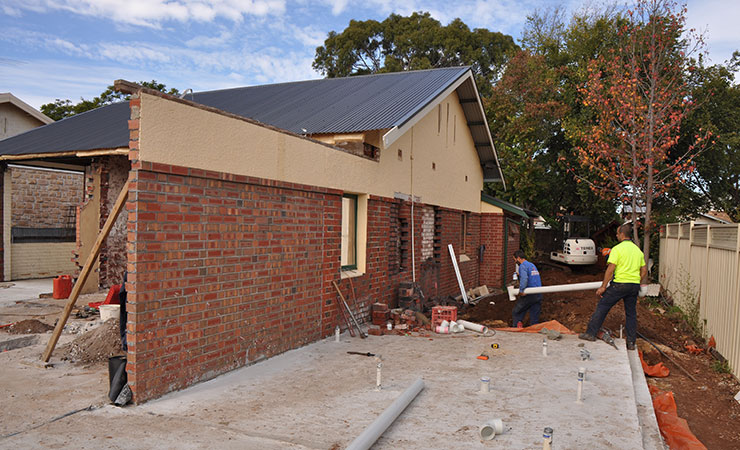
left=627, top=349, right=666, bottom=450
left=0, top=334, right=39, bottom=351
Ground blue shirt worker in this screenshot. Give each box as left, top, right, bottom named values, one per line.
left=579, top=223, right=647, bottom=350
left=512, top=250, right=543, bottom=328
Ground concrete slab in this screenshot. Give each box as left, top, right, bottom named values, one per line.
left=0, top=278, right=54, bottom=307
left=628, top=349, right=666, bottom=449
left=2, top=330, right=656, bottom=448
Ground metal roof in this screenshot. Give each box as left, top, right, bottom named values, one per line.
left=481, top=193, right=538, bottom=219
left=0, top=67, right=503, bottom=184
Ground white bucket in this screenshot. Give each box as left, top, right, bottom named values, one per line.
left=100, top=304, right=120, bottom=321
left=479, top=418, right=504, bottom=440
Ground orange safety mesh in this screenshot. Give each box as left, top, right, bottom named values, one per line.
left=639, top=351, right=670, bottom=377
left=649, top=385, right=707, bottom=450
left=495, top=320, right=576, bottom=335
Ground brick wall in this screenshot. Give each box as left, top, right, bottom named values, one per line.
left=10, top=166, right=82, bottom=228
left=480, top=213, right=520, bottom=289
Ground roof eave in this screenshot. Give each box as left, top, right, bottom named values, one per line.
left=0, top=93, right=53, bottom=125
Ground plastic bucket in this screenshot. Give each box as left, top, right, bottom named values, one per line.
left=100, top=304, right=120, bottom=321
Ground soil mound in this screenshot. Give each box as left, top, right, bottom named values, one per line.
left=59, top=319, right=123, bottom=365
left=4, top=319, right=54, bottom=334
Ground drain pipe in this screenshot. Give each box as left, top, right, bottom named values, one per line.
left=507, top=281, right=603, bottom=301
left=576, top=367, right=586, bottom=403
left=346, top=378, right=425, bottom=450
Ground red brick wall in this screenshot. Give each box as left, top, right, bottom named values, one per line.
left=10, top=166, right=83, bottom=228
left=98, top=156, right=129, bottom=288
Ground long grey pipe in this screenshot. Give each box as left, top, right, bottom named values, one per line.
left=346, top=378, right=425, bottom=450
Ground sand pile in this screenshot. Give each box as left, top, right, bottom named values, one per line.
left=60, top=318, right=123, bottom=365
left=4, top=319, right=54, bottom=334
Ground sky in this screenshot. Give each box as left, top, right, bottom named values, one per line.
left=1, top=0, right=738, bottom=110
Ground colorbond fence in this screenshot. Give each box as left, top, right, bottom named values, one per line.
left=660, top=222, right=740, bottom=377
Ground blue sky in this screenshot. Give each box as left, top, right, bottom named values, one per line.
left=1, top=0, right=737, bottom=110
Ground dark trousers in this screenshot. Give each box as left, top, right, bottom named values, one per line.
left=512, top=294, right=542, bottom=326
left=586, top=282, right=639, bottom=343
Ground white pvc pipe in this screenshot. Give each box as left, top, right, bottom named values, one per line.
left=448, top=244, right=469, bottom=304
left=576, top=367, right=586, bottom=403
left=346, top=378, right=425, bottom=450
left=507, top=281, right=603, bottom=301
left=479, top=418, right=504, bottom=440
left=376, top=362, right=382, bottom=391
left=457, top=319, right=489, bottom=334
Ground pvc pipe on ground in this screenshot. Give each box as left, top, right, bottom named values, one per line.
left=457, top=320, right=489, bottom=334
left=346, top=378, right=425, bottom=450
left=507, top=281, right=603, bottom=301
left=576, top=367, right=586, bottom=403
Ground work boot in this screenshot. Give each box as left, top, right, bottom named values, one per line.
left=626, top=342, right=636, bottom=351
left=578, top=333, right=597, bottom=342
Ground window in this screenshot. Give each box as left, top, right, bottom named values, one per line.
left=341, top=194, right=358, bottom=270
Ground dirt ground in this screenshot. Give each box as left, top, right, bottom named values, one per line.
left=462, top=264, right=740, bottom=450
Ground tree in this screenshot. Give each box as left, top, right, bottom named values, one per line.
left=41, top=80, right=179, bottom=121
left=570, top=0, right=707, bottom=261
left=313, top=12, right=518, bottom=95
left=679, top=55, right=740, bottom=221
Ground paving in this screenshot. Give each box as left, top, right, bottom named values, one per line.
left=1, top=324, right=665, bottom=449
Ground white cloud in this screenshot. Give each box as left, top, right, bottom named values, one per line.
left=293, top=25, right=327, bottom=47
left=185, top=30, right=234, bottom=48
left=2, top=0, right=287, bottom=27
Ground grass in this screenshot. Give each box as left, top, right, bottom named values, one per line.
left=711, top=360, right=732, bottom=374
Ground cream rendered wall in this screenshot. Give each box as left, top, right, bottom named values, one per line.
left=0, top=104, right=45, bottom=140
left=138, top=91, right=485, bottom=212
left=480, top=202, right=504, bottom=214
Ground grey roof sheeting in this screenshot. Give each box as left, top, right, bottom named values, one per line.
left=0, top=66, right=503, bottom=184
left=0, top=101, right=130, bottom=155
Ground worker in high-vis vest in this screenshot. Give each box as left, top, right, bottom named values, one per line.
left=579, top=223, right=647, bottom=350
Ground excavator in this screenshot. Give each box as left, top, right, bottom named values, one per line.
left=549, top=215, right=597, bottom=266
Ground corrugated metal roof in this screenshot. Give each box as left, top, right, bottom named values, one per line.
left=191, top=66, right=470, bottom=134
left=0, top=101, right=130, bottom=155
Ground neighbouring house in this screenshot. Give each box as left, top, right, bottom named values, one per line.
left=0, top=67, right=520, bottom=402
left=695, top=210, right=734, bottom=225
left=0, top=93, right=82, bottom=281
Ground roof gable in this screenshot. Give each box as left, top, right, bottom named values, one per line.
left=0, top=93, right=53, bottom=126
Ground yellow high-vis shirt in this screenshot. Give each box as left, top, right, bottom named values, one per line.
left=607, top=240, right=645, bottom=283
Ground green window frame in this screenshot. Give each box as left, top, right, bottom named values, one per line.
left=341, top=194, right=358, bottom=270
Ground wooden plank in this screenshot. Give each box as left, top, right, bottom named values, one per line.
left=41, top=181, right=129, bottom=362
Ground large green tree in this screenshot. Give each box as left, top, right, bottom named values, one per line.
left=313, top=12, right=518, bottom=95
left=41, top=80, right=179, bottom=121
left=678, top=55, right=740, bottom=221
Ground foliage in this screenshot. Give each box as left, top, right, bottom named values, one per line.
left=485, top=8, right=621, bottom=229
left=568, top=0, right=707, bottom=260
left=676, top=270, right=704, bottom=340
left=313, top=12, right=519, bottom=96
left=41, top=80, right=179, bottom=121
left=678, top=54, right=740, bottom=221
left=711, top=360, right=732, bottom=374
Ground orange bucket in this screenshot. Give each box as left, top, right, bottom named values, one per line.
left=53, top=275, right=72, bottom=299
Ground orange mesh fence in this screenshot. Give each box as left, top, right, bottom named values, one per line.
left=639, top=351, right=670, bottom=377
left=649, top=385, right=706, bottom=450
left=495, top=320, right=576, bottom=335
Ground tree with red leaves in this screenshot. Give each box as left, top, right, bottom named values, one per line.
left=570, top=0, right=709, bottom=262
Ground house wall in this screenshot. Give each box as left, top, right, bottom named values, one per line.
left=137, top=92, right=483, bottom=213
left=11, top=242, right=76, bottom=279
left=125, top=160, right=483, bottom=402
left=0, top=103, right=45, bottom=140
left=124, top=93, right=498, bottom=402
left=10, top=166, right=82, bottom=228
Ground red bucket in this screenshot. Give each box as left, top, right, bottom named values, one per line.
left=53, top=275, right=72, bottom=299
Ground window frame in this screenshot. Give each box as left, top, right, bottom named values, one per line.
left=341, top=193, right=358, bottom=271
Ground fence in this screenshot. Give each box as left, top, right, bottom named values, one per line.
left=660, top=222, right=740, bottom=377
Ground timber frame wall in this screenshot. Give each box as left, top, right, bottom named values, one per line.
left=660, top=222, right=740, bottom=377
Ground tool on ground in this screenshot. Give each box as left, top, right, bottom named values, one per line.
left=347, top=351, right=375, bottom=357
left=332, top=281, right=366, bottom=339
left=637, top=330, right=697, bottom=382
left=580, top=348, right=591, bottom=361
left=491, top=343, right=499, bottom=349
left=598, top=328, right=618, bottom=350
left=477, top=353, right=489, bottom=360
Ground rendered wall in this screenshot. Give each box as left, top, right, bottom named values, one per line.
left=137, top=92, right=484, bottom=213
left=0, top=104, right=45, bottom=140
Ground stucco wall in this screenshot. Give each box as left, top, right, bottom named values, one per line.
left=0, top=104, right=45, bottom=140
left=137, top=92, right=485, bottom=212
